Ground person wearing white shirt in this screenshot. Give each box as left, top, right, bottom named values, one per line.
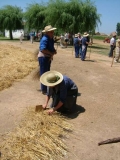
left=108, top=33, right=116, bottom=57
left=64, top=32, right=69, bottom=48
left=20, top=32, right=24, bottom=44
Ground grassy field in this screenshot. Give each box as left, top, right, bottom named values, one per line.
left=88, top=43, right=110, bottom=56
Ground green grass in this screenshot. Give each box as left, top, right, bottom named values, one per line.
left=92, top=35, right=109, bottom=40
left=0, top=36, right=20, bottom=41
left=88, top=41, right=110, bottom=56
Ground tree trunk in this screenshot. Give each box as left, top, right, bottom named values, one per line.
left=9, top=29, right=13, bottom=40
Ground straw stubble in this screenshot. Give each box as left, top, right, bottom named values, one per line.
left=0, top=107, right=72, bottom=160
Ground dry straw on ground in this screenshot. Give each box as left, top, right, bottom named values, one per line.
left=0, top=108, right=72, bottom=160
left=0, top=44, right=38, bottom=91
left=0, top=44, right=73, bottom=160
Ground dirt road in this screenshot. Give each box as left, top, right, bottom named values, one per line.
left=0, top=40, right=120, bottom=160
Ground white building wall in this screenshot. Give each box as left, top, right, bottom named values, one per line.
left=5, top=29, right=24, bottom=38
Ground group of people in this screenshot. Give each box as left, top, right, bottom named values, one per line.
left=73, top=32, right=92, bottom=61
left=38, top=25, right=78, bottom=115
left=60, top=32, right=73, bottom=48
left=108, top=33, right=120, bottom=63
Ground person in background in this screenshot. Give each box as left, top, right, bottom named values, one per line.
left=38, top=25, right=57, bottom=94
left=81, top=32, right=92, bottom=61
left=20, top=32, right=24, bottom=44
left=30, top=31, right=34, bottom=43
left=60, top=34, right=65, bottom=48
left=40, top=70, right=78, bottom=115
left=108, top=33, right=116, bottom=57
left=64, top=32, right=69, bottom=48
left=114, top=37, right=120, bottom=62
left=73, top=34, right=79, bottom=58
left=78, top=32, right=82, bottom=58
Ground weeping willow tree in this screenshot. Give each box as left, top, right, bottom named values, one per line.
left=45, top=0, right=101, bottom=34
left=24, top=3, right=46, bottom=32
left=0, top=5, right=23, bottom=39
left=80, top=0, right=101, bottom=33
left=23, top=0, right=101, bottom=34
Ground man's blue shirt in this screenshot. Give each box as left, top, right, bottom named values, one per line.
left=40, top=35, right=55, bottom=52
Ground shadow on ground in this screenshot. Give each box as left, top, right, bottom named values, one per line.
left=62, top=104, right=85, bottom=119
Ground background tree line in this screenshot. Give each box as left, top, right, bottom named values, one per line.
left=116, top=23, right=120, bottom=36
left=0, top=0, right=108, bottom=40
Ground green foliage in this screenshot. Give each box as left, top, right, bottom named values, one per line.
left=45, top=0, right=101, bottom=34
left=116, top=23, right=120, bottom=36
left=0, top=5, right=23, bottom=39
left=0, top=0, right=101, bottom=37
left=24, top=3, right=46, bottom=31
left=0, top=5, right=23, bottom=29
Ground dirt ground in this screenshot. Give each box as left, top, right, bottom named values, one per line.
left=0, top=39, right=120, bottom=160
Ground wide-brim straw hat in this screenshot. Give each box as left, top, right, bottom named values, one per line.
left=75, top=34, right=78, bottom=37
left=112, top=33, right=117, bottom=37
left=42, top=25, right=57, bottom=33
left=83, top=32, right=89, bottom=37
left=40, top=71, right=63, bottom=87
left=117, top=39, right=120, bottom=42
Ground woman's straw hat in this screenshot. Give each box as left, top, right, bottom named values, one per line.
left=83, top=32, right=89, bottom=37
left=40, top=71, right=63, bottom=87
left=42, top=25, right=57, bottom=33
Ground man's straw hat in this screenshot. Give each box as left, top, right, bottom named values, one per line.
left=112, top=32, right=116, bottom=37
left=42, top=25, right=57, bottom=33
left=83, top=32, right=89, bottom=37
left=75, top=34, right=78, bottom=38
left=116, top=39, right=120, bottom=43
left=40, top=71, right=63, bottom=87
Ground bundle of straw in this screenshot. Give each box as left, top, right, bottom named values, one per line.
left=32, top=67, right=40, bottom=80
left=0, top=107, right=72, bottom=160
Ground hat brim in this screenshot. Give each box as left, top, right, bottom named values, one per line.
left=117, top=39, right=120, bottom=42
left=42, top=28, right=57, bottom=33
left=83, top=34, right=89, bottom=37
left=75, top=35, right=78, bottom=37
left=40, top=70, right=63, bottom=87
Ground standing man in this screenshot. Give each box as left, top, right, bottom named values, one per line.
left=30, top=31, right=34, bottom=43
left=60, top=34, right=65, bottom=48
left=78, top=33, right=82, bottom=57
left=73, top=34, right=79, bottom=58
left=64, top=32, right=69, bottom=48
left=114, top=37, right=120, bottom=62
left=81, top=32, right=92, bottom=61
left=38, top=25, right=57, bottom=94
left=20, top=32, right=24, bottom=44
left=108, top=33, right=116, bottom=57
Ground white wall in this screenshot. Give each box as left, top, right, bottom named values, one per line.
left=5, top=29, right=24, bottom=38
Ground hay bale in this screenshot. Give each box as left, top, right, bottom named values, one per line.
left=0, top=107, right=72, bottom=160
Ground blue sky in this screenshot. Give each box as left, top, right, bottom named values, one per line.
left=0, top=0, right=120, bottom=35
